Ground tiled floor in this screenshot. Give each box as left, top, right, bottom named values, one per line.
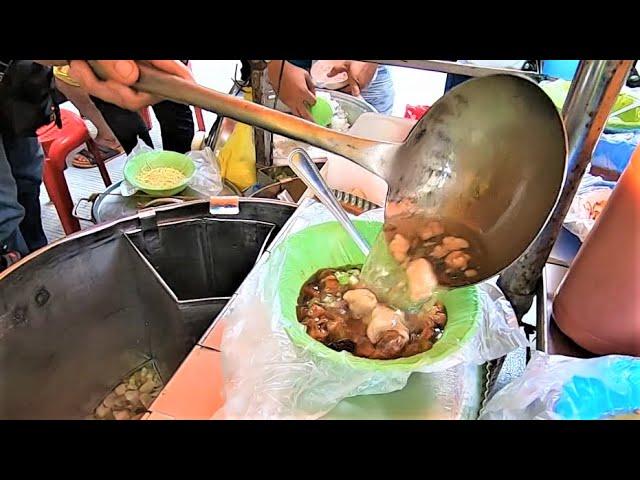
left=149, top=346, right=225, bottom=420
left=40, top=60, right=446, bottom=242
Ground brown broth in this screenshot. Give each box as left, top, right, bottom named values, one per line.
left=297, top=265, right=447, bottom=360
left=360, top=214, right=487, bottom=311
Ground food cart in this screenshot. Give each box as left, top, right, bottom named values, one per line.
left=0, top=60, right=636, bottom=420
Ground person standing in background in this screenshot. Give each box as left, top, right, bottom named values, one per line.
left=0, top=60, right=51, bottom=269
left=1, top=60, right=196, bottom=272
left=62, top=60, right=195, bottom=155
left=53, top=65, right=124, bottom=168
left=266, top=60, right=395, bottom=118
left=89, top=61, right=195, bottom=155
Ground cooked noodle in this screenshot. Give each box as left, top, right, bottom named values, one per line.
left=136, top=167, right=186, bottom=189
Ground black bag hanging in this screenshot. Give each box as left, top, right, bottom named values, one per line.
left=0, top=60, right=60, bottom=138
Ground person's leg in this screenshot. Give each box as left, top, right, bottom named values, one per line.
left=4, top=135, right=47, bottom=252
left=151, top=100, right=195, bottom=153
left=442, top=59, right=471, bottom=94
left=444, top=73, right=471, bottom=93
left=91, top=96, right=153, bottom=154
left=0, top=134, right=28, bottom=256
left=54, top=78, right=121, bottom=150
left=361, top=65, right=395, bottom=115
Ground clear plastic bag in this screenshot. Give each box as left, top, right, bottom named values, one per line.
left=563, top=172, right=615, bottom=242
left=214, top=201, right=527, bottom=419
left=120, top=138, right=222, bottom=197
left=480, top=352, right=640, bottom=420
left=188, top=146, right=223, bottom=197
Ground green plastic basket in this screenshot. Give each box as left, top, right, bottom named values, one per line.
left=541, top=80, right=640, bottom=132
left=276, top=220, right=481, bottom=372
left=124, top=150, right=196, bottom=197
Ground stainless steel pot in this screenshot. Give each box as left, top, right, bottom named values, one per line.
left=0, top=199, right=295, bottom=419
left=74, top=179, right=243, bottom=225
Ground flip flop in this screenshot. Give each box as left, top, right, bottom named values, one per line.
left=71, top=145, right=122, bottom=169
left=96, top=144, right=123, bottom=159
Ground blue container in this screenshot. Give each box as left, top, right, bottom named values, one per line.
left=542, top=60, right=580, bottom=81
left=593, top=132, right=640, bottom=175
left=554, top=358, right=640, bottom=420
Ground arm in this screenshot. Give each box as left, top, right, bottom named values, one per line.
left=266, top=60, right=316, bottom=121
left=327, top=61, right=378, bottom=97
left=38, top=60, right=194, bottom=111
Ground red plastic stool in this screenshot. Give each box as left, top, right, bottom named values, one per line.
left=37, top=109, right=112, bottom=235
left=139, top=107, right=153, bottom=130
left=404, top=104, right=430, bottom=121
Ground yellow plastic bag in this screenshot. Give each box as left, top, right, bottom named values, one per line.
left=217, top=89, right=257, bottom=190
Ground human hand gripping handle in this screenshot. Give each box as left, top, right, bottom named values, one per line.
left=71, top=60, right=194, bottom=111
left=86, top=60, right=395, bottom=180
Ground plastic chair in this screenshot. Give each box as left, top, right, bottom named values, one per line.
left=37, top=109, right=112, bottom=235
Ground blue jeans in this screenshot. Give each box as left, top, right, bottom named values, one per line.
left=444, top=73, right=471, bottom=93
left=287, top=61, right=395, bottom=116
left=0, top=134, right=47, bottom=255
left=361, top=66, right=395, bottom=115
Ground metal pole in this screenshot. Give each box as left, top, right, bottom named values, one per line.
left=498, top=60, right=633, bottom=319
left=249, top=60, right=273, bottom=166
left=361, top=60, right=544, bottom=81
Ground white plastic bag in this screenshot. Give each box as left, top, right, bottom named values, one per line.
left=563, top=172, right=615, bottom=242
left=214, top=201, right=527, bottom=419
left=120, top=138, right=223, bottom=197
left=480, top=352, right=640, bottom=420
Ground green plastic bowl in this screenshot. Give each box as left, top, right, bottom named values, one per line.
left=276, top=220, right=481, bottom=372
left=124, top=150, right=196, bottom=197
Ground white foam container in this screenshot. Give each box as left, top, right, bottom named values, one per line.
left=299, top=113, right=416, bottom=207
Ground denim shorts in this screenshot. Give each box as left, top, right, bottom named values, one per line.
left=361, top=65, right=395, bottom=115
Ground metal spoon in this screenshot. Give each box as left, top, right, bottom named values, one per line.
left=288, top=148, right=370, bottom=256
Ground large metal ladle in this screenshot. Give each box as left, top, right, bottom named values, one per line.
left=91, top=62, right=567, bottom=285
